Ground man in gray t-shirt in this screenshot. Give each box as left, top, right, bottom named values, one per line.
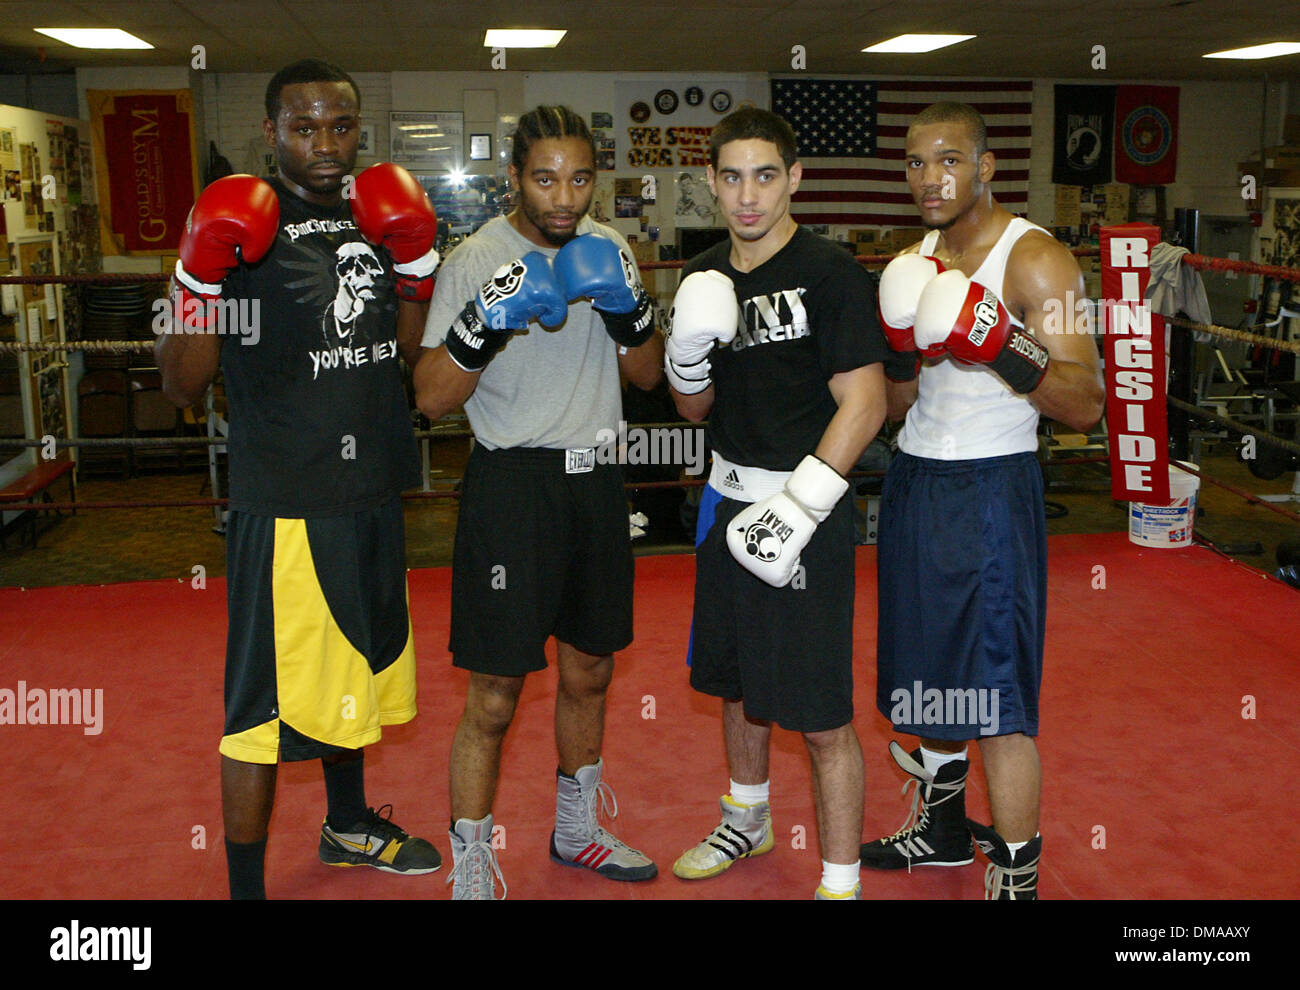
left=413, top=106, right=663, bottom=900
left=422, top=213, right=629, bottom=450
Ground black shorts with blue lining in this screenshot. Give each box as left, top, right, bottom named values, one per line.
left=687, top=484, right=856, bottom=734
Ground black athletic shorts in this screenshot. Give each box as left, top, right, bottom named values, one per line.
left=449, top=443, right=635, bottom=676
left=687, top=483, right=856, bottom=733
left=221, top=496, right=417, bottom=764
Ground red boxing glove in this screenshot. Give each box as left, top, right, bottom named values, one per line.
left=176, top=175, right=279, bottom=297
left=914, top=270, right=1050, bottom=394
left=352, top=163, right=440, bottom=302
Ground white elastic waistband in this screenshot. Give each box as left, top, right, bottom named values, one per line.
left=708, top=452, right=791, bottom=503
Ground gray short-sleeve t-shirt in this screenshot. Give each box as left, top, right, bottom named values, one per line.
left=422, top=215, right=634, bottom=450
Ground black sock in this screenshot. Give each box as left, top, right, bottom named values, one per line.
left=322, top=752, right=367, bottom=830
left=225, top=837, right=267, bottom=900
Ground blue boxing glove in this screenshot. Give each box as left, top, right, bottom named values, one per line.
left=444, top=252, right=568, bottom=372
left=554, top=233, right=655, bottom=348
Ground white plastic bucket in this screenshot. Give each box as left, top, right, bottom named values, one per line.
left=1128, top=462, right=1199, bottom=548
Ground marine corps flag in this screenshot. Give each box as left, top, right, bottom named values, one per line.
left=1052, top=85, right=1115, bottom=187
left=1114, top=85, right=1179, bottom=185
left=89, top=89, right=200, bottom=255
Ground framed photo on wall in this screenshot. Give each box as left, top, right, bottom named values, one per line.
left=390, top=112, right=463, bottom=173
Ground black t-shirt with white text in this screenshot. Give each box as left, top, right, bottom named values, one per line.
left=683, top=226, right=886, bottom=471
left=220, top=179, right=420, bottom=517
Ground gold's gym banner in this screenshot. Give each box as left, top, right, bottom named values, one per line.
left=89, top=89, right=199, bottom=255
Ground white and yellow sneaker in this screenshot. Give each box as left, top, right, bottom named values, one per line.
left=672, top=795, right=775, bottom=880
left=815, top=883, right=861, bottom=900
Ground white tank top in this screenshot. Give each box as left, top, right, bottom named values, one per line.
left=899, top=217, right=1047, bottom=460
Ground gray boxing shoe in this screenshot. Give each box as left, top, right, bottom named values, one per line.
left=447, top=814, right=506, bottom=900
left=550, top=760, right=658, bottom=881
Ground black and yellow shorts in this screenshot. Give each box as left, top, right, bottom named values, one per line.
left=220, top=496, right=417, bottom=764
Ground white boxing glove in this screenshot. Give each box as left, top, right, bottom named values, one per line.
left=664, top=269, right=740, bottom=394
left=725, top=455, right=849, bottom=588
left=878, top=254, right=945, bottom=348
left=913, top=268, right=975, bottom=357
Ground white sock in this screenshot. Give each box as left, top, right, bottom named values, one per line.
left=1006, top=834, right=1038, bottom=860
left=920, top=745, right=968, bottom=777
left=820, top=860, right=860, bottom=895
left=729, top=779, right=770, bottom=807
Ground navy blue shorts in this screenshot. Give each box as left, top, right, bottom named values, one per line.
left=688, top=484, right=855, bottom=733
left=876, top=451, right=1046, bottom=740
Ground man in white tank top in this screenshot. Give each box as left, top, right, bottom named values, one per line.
left=861, top=103, right=1104, bottom=899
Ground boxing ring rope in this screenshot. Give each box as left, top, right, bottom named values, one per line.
left=0, top=340, right=157, bottom=353
left=0, top=272, right=170, bottom=285
left=1180, top=253, right=1300, bottom=282
left=0, top=458, right=1117, bottom=516
left=1164, top=317, right=1300, bottom=355
left=3, top=244, right=1298, bottom=535
left=1149, top=451, right=1300, bottom=526
left=1162, top=395, right=1300, bottom=459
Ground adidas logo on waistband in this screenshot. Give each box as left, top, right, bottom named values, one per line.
left=722, top=469, right=742, bottom=490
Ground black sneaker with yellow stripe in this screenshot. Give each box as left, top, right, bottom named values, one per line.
left=319, top=804, right=442, bottom=875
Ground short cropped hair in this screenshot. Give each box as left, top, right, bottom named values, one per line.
left=265, top=59, right=360, bottom=121
left=511, top=106, right=596, bottom=174
left=909, top=102, right=989, bottom=157
left=709, top=107, right=798, bottom=170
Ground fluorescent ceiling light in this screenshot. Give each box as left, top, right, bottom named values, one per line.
left=863, top=34, right=975, bottom=54
left=35, top=28, right=153, bottom=49
left=483, top=29, right=566, bottom=48
left=1204, top=42, right=1300, bottom=60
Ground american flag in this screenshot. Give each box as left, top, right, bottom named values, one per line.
left=770, top=78, right=1033, bottom=227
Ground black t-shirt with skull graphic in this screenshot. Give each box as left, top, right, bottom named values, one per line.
left=220, top=178, right=420, bottom=517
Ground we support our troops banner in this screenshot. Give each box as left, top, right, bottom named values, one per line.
left=1114, top=86, right=1179, bottom=185
left=1100, top=223, right=1170, bottom=504
left=613, top=79, right=767, bottom=170
left=88, top=90, right=199, bottom=255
